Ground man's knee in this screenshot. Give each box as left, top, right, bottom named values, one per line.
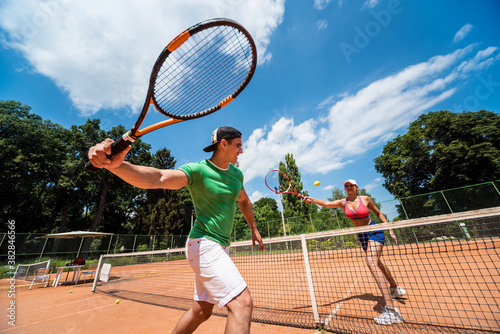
left=193, top=302, right=214, bottom=322
left=240, top=290, right=253, bottom=309
left=229, top=289, right=253, bottom=314
left=195, top=309, right=212, bottom=322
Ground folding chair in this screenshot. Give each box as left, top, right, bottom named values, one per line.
left=81, top=264, right=98, bottom=283
left=29, top=268, right=53, bottom=290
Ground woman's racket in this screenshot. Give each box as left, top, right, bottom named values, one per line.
left=85, top=18, right=257, bottom=172
left=265, top=170, right=305, bottom=199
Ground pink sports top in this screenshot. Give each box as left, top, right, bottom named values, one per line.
left=344, top=196, right=370, bottom=219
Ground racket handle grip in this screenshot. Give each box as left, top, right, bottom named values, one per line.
left=85, top=135, right=135, bottom=173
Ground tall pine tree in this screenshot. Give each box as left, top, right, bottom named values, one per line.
left=277, top=154, right=313, bottom=234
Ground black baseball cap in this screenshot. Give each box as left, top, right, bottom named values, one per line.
left=203, top=126, right=242, bottom=152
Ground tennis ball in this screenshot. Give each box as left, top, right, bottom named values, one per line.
left=115, top=299, right=120, bottom=304
left=314, top=181, right=320, bottom=186
left=69, top=290, right=73, bottom=293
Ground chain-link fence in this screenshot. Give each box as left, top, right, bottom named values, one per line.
left=233, top=180, right=500, bottom=240
left=2, top=180, right=499, bottom=264
left=0, top=233, right=189, bottom=264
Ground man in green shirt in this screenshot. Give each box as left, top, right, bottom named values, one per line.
left=88, top=126, right=264, bottom=334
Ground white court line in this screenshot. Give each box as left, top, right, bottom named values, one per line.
left=324, top=277, right=359, bottom=327
left=0, top=299, right=129, bottom=332
left=23, top=296, right=103, bottom=313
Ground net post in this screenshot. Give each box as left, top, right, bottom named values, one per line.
left=77, top=237, right=84, bottom=257
left=91, top=254, right=104, bottom=292
left=491, top=181, right=500, bottom=196
left=399, top=198, right=410, bottom=219
left=441, top=190, right=471, bottom=239
left=301, top=234, right=321, bottom=326
left=38, top=238, right=48, bottom=262
left=276, top=189, right=289, bottom=250
left=132, top=235, right=137, bottom=252
left=106, top=235, right=113, bottom=255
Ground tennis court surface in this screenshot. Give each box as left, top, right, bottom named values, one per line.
left=0, top=279, right=313, bottom=333
left=93, top=207, right=500, bottom=333
left=3, top=207, right=499, bottom=333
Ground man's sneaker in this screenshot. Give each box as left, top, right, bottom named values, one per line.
left=374, top=307, right=404, bottom=325
left=390, top=285, right=406, bottom=299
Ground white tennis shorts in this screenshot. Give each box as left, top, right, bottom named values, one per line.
left=186, top=237, right=247, bottom=308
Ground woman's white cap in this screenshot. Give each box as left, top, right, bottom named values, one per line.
left=343, top=179, right=358, bottom=186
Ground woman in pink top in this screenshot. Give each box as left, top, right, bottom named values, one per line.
left=304, top=179, right=405, bottom=325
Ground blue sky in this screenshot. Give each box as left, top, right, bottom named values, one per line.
left=1, top=0, right=499, bottom=219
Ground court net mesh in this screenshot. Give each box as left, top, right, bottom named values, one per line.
left=93, top=207, right=500, bottom=333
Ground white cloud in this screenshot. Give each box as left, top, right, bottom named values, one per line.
left=249, top=190, right=265, bottom=203
left=314, top=0, right=342, bottom=10
left=0, top=0, right=285, bottom=115
left=362, top=0, right=379, bottom=9
left=314, top=0, right=331, bottom=10
left=453, top=23, right=473, bottom=43
left=239, top=44, right=500, bottom=183
left=456, top=46, right=498, bottom=74
left=364, top=177, right=383, bottom=192
left=316, top=20, right=328, bottom=31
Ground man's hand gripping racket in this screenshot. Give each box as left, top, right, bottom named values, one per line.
left=265, top=170, right=305, bottom=200
left=86, top=18, right=257, bottom=171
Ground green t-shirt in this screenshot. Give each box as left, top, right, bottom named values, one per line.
left=179, top=159, right=243, bottom=246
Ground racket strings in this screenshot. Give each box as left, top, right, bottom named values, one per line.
left=157, top=35, right=236, bottom=115
left=198, top=28, right=250, bottom=98
left=170, top=28, right=245, bottom=114
left=265, top=171, right=292, bottom=194
left=154, top=25, right=254, bottom=118
left=179, top=27, right=252, bottom=111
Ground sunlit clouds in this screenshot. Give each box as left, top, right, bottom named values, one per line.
left=239, top=44, right=500, bottom=182
left=0, top=0, right=285, bottom=115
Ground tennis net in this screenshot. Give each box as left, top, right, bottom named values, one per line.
left=92, top=207, right=500, bottom=333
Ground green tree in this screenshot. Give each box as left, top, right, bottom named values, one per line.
left=279, top=154, right=310, bottom=217
left=0, top=101, right=71, bottom=233
left=75, top=122, right=153, bottom=254
left=176, top=186, right=195, bottom=236
left=375, top=110, right=500, bottom=198
left=375, top=110, right=500, bottom=218
left=253, top=197, right=281, bottom=224
left=233, top=196, right=283, bottom=241
left=134, top=148, right=185, bottom=249
left=0, top=100, right=194, bottom=257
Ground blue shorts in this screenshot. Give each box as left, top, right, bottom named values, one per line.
left=357, top=221, right=385, bottom=251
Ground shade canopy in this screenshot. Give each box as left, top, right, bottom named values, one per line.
left=38, top=231, right=113, bottom=239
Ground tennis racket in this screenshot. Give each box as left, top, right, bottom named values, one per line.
left=265, top=170, right=305, bottom=199
left=85, top=18, right=257, bottom=172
